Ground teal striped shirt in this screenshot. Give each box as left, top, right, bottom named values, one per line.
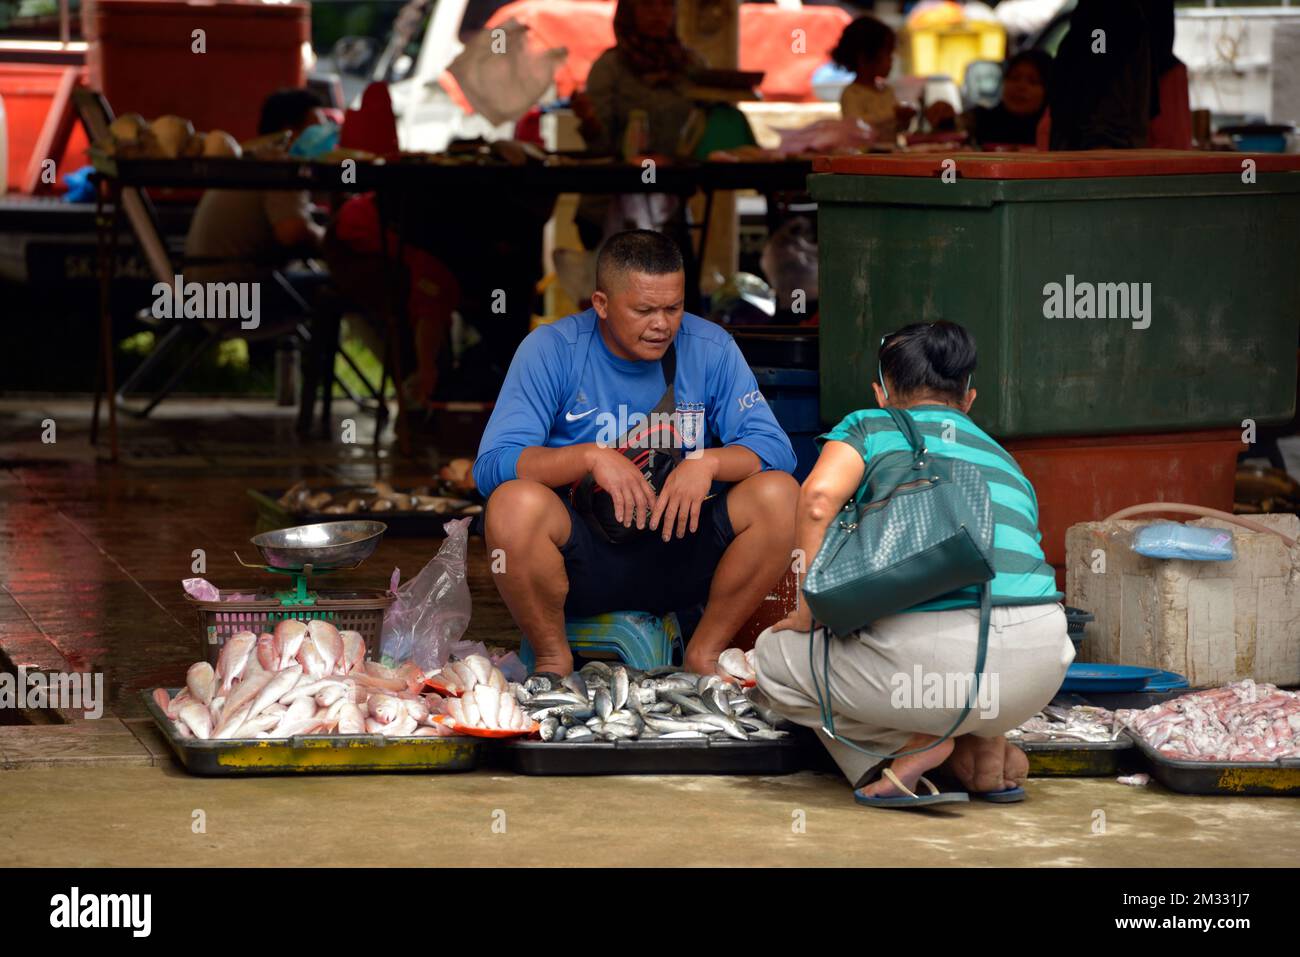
left=819, top=405, right=1061, bottom=611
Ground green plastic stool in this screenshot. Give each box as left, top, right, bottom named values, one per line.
left=519, top=611, right=683, bottom=672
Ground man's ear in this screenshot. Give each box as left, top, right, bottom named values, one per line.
left=591, top=289, right=608, bottom=319
left=961, top=388, right=977, bottom=414
left=871, top=381, right=888, bottom=409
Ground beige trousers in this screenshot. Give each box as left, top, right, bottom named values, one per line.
left=753, top=603, right=1075, bottom=787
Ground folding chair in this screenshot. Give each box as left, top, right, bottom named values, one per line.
left=72, top=88, right=382, bottom=430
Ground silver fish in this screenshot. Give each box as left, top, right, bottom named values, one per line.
left=665, top=690, right=711, bottom=716
left=539, top=717, right=560, bottom=741
left=529, top=691, right=588, bottom=707
left=594, top=688, right=613, bottom=721
left=529, top=703, right=594, bottom=722
left=704, top=687, right=734, bottom=717
left=749, top=729, right=790, bottom=740
left=611, top=666, right=630, bottom=711
left=642, top=714, right=725, bottom=735
left=565, top=726, right=595, bottom=741
left=647, top=700, right=675, bottom=715
left=580, top=661, right=613, bottom=680
left=514, top=685, right=534, bottom=705
left=692, top=712, right=749, bottom=741
left=659, top=730, right=709, bottom=740
left=653, top=675, right=699, bottom=694
left=553, top=724, right=568, bottom=742
left=523, top=675, right=556, bottom=695
left=737, top=715, right=771, bottom=733
left=597, top=721, right=638, bottom=741
left=562, top=672, right=589, bottom=701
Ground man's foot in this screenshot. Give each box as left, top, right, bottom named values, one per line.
left=942, top=734, right=1020, bottom=793
left=532, top=654, right=574, bottom=678
left=856, top=733, right=956, bottom=799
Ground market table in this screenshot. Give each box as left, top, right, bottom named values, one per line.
left=87, top=154, right=814, bottom=461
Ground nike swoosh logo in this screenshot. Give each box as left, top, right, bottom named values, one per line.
left=565, top=408, right=598, bottom=422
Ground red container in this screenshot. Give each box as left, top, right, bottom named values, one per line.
left=0, top=64, right=91, bottom=193
left=84, top=0, right=309, bottom=141
left=1003, top=429, right=1242, bottom=591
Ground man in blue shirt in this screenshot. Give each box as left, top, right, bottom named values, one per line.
left=475, top=230, right=798, bottom=677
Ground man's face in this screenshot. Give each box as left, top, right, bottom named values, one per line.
left=592, top=269, right=685, bottom=361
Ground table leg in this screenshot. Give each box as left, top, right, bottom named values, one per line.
left=94, top=181, right=120, bottom=463
left=90, top=183, right=105, bottom=447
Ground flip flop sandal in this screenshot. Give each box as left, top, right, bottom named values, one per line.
left=970, top=786, right=1026, bottom=803
left=853, top=767, right=970, bottom=809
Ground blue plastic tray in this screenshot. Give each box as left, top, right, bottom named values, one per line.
left=1060, top=663, right=1163, bottom=693
left=1142, top=670, right=1190, bottom=692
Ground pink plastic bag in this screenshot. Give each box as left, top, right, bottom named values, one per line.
left=380, top=518, right=472, bottom=672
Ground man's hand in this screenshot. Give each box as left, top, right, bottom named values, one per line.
left=650, top=456, right=717, bottom=542
left=588, top=446, right=657, bottom=529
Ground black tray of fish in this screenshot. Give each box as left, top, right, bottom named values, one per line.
left=499, top=736, right=808, bottom=776
left=1129, top=736, right=1300, bottom=797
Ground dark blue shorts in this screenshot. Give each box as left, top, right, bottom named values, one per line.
left=558, top=491, right=736, bottom=619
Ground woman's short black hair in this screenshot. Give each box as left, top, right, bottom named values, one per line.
left=878, top=321, right=977, bottom=402
left=831, top=15, right=896, bottom=72
left=258, top=88, right=326, bottom=136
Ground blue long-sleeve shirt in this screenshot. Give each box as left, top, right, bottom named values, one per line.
left=473, top=309, right=797, bottom=498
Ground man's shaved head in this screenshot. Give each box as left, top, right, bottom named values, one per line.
left=595, top=229, right=684, bottom=294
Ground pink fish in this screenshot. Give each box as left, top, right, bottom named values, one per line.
left=152, top=688, right=173, bottom=715
left=249, top=664, right=303, bottom=719
left=213, top=703, right=254, bottom=739
left=338, top=702, right=366, bottom=734
left=297, top=639, right=329, bottom=679
left=306, top=620, right=344, bottom=677
left=234, top=713, right=283, bottom=738
left=368, top=693, right=403, bottom=725
left=186, top=662, right=217, bottom=706
left=216, top=632, right=257, bottom=692
left=274, top=619, right=309, bottom=670
left=271, top=696, right=316, bottom=736
left=178, top=701, right=213, bottom=739
left=338, top=630, right=366, bottom=675
left=255, top=633, right=277, bottom=672
left=218, top=669, right=273, bottom=726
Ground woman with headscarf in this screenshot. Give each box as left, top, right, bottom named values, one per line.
left=577, top=0, right=706, bottom=159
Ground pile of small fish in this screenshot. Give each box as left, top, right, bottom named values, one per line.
left=154, top=620, right=452, bottom=740
left=278, top=480, right=479, bottom=516
left=1117, top=680, right=1300, bottom=762
left=441, top=684, right=536, bottom=733
left=516, top=661, right=792, bottom=744
left=428, top=655, right=509, bottom=696
left=1006, top=704, right=1121, bottom=744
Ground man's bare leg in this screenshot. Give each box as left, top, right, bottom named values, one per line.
left=483, top=479, right=576, bottom=675
left=682, top=470, right=799, bottom=675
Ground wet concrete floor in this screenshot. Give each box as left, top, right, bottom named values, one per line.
left=1, top=397, right=1296, bottom=866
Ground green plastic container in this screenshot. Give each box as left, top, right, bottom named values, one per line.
left=810, top=150, right=1300, bottom=436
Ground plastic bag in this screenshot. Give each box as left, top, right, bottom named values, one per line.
left=760, top=216, right=819, bottom=310
left=1131, top=522, right=1235, bottom=561
left=380, top=518, right=473, bottom=671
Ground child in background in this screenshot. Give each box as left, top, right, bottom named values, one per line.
left=832, top=15, right=915, bottom=144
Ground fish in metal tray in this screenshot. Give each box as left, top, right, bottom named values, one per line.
left=523, top=665, right=791, bottom=744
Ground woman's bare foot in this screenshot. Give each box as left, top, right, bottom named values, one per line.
left=943, top=734, right=1020, bottom=792
left=1003, top=740, right=1029, bottom=789
left=856, top=732, right=956, bottom=799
